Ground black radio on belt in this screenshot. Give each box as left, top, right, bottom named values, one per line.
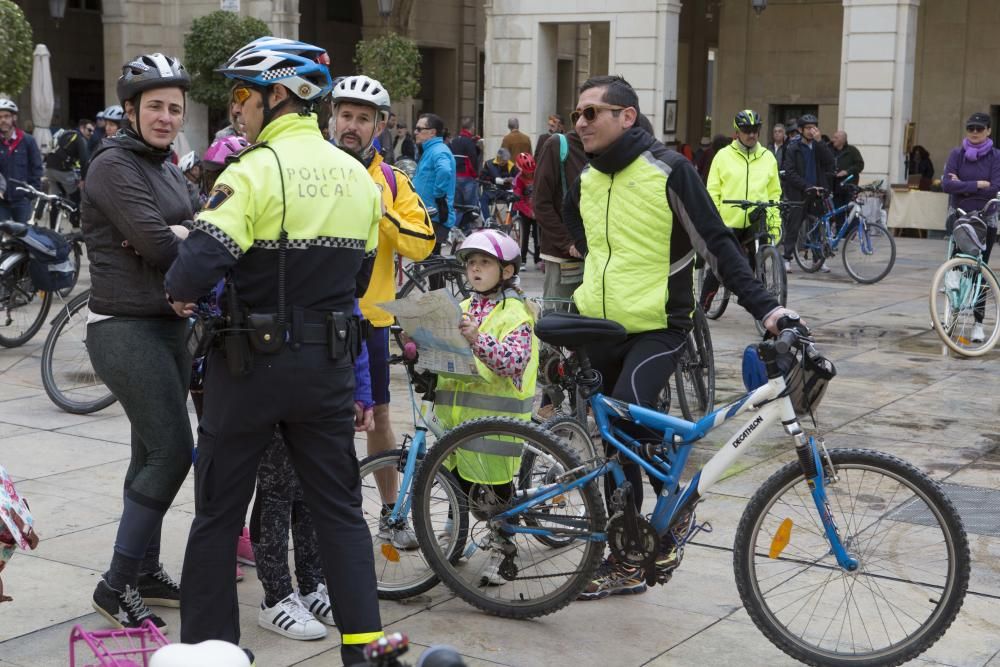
left=326, top=311, right=363, bottom=361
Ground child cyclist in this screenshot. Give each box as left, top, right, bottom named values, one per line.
left=436, top=229, right=538, bottom=584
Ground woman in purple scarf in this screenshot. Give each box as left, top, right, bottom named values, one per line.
left=942, top=111, right=1000, bottom=342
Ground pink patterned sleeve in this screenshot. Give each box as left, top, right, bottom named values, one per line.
left=472, top=323, right=534, bottom=390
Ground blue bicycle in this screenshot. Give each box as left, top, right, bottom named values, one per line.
left=795, top=181, right=897, bottom=284
left=410, top=313, right=969, bottom=666
left=359, top=327, right=594, bottom=599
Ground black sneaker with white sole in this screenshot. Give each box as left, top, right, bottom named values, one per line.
left=137, top=563, right=180, bottom=607
left=92, top=578, right=167, bottom=632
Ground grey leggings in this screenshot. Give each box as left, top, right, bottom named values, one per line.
left=88, top=317, right=193, bottom=561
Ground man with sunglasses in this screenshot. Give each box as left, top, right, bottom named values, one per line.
left=563, top=76, right=796, bottom=601
left=700, top=109, right=782, bottom=310
left=164, top=39, right=384, bottom=664
left=412, top=113, right=457, bottom=251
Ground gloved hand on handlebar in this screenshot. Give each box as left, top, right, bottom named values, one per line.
left=762, top=307, right=806, bottom=336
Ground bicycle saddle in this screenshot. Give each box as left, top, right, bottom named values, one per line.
left=0, top=222, right=28, bottom=238
left=535, top=312, right=627, bottom=348
left=454, top=204, right=480, bottom=212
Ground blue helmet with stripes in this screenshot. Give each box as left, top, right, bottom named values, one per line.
left=218, top=42, right=332, bottom=102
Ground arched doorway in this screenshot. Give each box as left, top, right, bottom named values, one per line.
left=298, top=0, right=363, bottom=77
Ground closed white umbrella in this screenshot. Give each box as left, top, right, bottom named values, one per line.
left=31, top=44, right=54, bottom=155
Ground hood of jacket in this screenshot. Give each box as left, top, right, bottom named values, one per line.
left=91, top=128, right=174, bottom=164
left=588, top=127, right=656, bottom=175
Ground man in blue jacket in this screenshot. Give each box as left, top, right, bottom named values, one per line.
left=412, top=112, right=456, bottom=253
left=0, top=100, right=43, bottom=223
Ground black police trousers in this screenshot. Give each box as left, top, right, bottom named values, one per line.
left=179, top=344, right=381, bottom=666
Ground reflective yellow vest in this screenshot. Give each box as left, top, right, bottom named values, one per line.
left=435, top=291, right=538, bottom=484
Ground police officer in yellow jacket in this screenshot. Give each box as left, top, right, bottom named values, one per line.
left=164, top=40, right=383, bottom=664
left=331, top=76, right=435, bottom=544
left=700, top=109, right=782, bottom=310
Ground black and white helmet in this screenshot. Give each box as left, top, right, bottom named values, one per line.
left=332, top=75, right=391, bottom=120
left=0, top=99, right=18, bottom=114
left=117, top=53, right=191, bottom=104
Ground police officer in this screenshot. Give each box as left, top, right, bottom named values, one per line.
left=164, top=39, right=383, bottom=665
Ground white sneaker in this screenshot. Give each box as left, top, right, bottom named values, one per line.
left=784, top=260, right=792, bottom=274
left=258, top=593, right=327, bottom=640
left=378, top=514, right=420, bottom=550
left=298, top=583, right=336, bottom=627
left=971, top=323, right=986, bottom=343
left=819, top=263, right=831, bottom=273
left=479, top=550, right=507, bottom=586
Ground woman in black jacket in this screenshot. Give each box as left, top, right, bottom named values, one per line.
left=82, top=53, right=194, bottom=632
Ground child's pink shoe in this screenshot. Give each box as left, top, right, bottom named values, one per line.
left=236, top=526, right=255, bottom=567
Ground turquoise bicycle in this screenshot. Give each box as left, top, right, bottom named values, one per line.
left=410, top=313, right=970, bottom=667
left=929, top=201, right=1000, bottom=356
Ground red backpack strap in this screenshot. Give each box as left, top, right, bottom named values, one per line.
left=380, top=162, right=397, bottom=200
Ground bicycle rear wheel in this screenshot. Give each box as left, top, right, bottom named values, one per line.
left=0, top=256, right=52, bottom=348
left=754, top=245, right=786, bottom=336
left=41, top=290, right=117, bottom=414
left=697, top=264, right=729, bottom=319
left=734, top=448, right=970, bottom=667
left=929, top=256, right=1000, bottom=356
left=794, top=215, right=825, bottom=273
left=411, top=418, right=606, bottom=619
left=360, top=449, right=468, bottom=600
left=842, top=219, right=896, bottom=284
left=675, top=307, right=715, bottom=421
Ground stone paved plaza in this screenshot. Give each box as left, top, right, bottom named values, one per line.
left=0, top=237, right=998, bottom=666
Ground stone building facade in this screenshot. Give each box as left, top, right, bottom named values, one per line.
left=11, top=0, right=1000, bottom=186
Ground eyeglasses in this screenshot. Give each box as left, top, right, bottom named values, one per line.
left=737, top=125, right=761, bottom=134
left=414, top=125, right=430, bottom=133
left=571, top=104, right=626, bottom=125
left=232, top=86, right=253, bottom=105
left=966, top=125, right=988, bottom=133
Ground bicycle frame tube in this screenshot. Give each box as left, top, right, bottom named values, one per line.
left=389, top=383, right=443, bottom=522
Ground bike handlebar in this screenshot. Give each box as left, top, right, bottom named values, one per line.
left=9, top=178, right=77, bottom=211
left=722, top=199, right=804, bottom=211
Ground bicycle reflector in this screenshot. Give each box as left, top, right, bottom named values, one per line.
left=769, top=517, right=793, bottom=559
left=381, top=543, right=401, bottom=563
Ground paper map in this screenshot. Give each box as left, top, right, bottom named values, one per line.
left=379, top=290, right=480, bottom=379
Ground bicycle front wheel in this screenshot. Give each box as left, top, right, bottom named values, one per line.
left=411, top=418, right=607, bottom=619
left=929, top=256, right=1000, bottom=356
left=734, top=448, right=970, bottom=667
left=360, top=449, right=468, bottom=600
left=0, top=257, right=52, bottom=348
left=794, top=215, right=825, bottom=273
left=41, top=291, right=117, bottom=414
left=842, top=219, right=896, bottom=284
left=675, top=308, right=715, bottom=421
left=754, top=245, right=786, bottom=336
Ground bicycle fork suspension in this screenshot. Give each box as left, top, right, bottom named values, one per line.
left=795, top=434, right=859, bottom=571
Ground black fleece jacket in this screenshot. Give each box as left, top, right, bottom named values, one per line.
left=82, top=130, right=193, bottom=317
left=563, top=127, right=780, bottom=325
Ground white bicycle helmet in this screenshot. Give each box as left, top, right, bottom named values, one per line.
left=103, top=105, right=125, bottom=122
left=179, top=151, right=200, bottom=174
left=332, top=75, right=391, bottom=120
left=0, top=99, right=18, bottom=113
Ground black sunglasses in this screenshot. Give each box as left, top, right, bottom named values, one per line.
left=737, top=125, right=762, bottom=134
left=967, top=125, right=988, bottom=132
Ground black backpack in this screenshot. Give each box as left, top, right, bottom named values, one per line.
left=46, top=130, right=81, bottom=172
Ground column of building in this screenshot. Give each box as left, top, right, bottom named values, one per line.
left=838, top=0, right=921, bottom=184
